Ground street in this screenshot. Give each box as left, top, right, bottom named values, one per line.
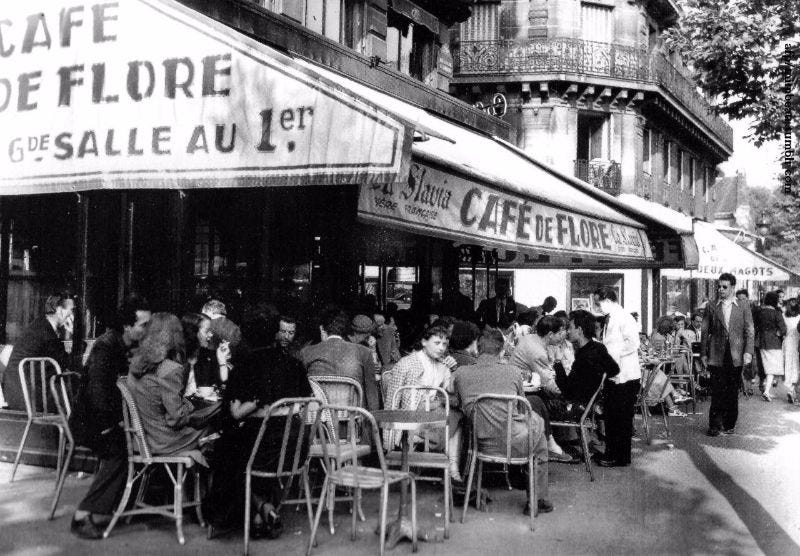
left=1, top=394, right=799, bottom=556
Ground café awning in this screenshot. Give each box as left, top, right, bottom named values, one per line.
left=297, top=64, right=655, bottom=267
left=0, top=0, right=412, bottom=193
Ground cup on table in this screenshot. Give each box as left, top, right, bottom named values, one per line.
left=196, top=386, right=215, bottom=398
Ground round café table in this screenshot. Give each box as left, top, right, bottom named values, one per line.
left=372, top=409, right=447, bottom=549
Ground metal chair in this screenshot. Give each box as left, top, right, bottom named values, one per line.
left=461, top=394, right=538, bottom=532
left=549, top=373, right=606, bottom=482
left=11, top=357, right=66, bottom=482
left=667, top=347, right=698, bottom=414
left=307, top=379, right=369, bottom=535
left=385, top=385, right=454, bottom=538
left=307, top=405, right=417, bottom=556
left=244, top=397, right=320, bottom=556
left=637, top=362, right=672, bottom=444
left=103, top=380, right=205, bottom=545
left=48, top=371, right=81, bottom=519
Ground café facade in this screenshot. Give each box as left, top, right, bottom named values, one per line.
left=0, top=0, right=694, bottom=460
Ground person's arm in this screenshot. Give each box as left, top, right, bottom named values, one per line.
left=620, top=314, right=640, bottom=357
left=777, top=312, right=787, bottom=338
left=229, top=399, right=259, bottom=420
left=701, top=308, right=713, bottom=366
left=86, top=343, right=120, bottom=430
left=360, top=348, right=381, bottom=410
left=743, top=302, right=755, bottom=363
left=158, top=364, right=195, bottom=429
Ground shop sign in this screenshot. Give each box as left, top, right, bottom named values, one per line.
left=0, top=0, right=410, bottom=193
left=359, top=161, right=653, bottom=261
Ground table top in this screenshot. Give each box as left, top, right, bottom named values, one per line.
left=372, top=409, right=446, bottom=430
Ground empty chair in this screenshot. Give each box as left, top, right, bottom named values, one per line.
left=638, top=362, right=672, bottom=444
left=11, top=357, right=66, bottom=482
left=48, top=371, right=81, bottom=519
left=103, top=381, right=205, bottom=545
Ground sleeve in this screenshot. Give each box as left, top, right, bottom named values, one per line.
left=86, top=343, right=121, bottom=430
left=596, top=344, right=620, bottom=380
left=701, top=308, right=713, bottom=359
left=777, top=312, right=787, bottom=338
left=743, top=302, right=755, bottom=356
left=619, top=314, right=640, bottom=358
left=360, top=347, right=381, bottom=410
left=158, top=364, right=195, bottom=429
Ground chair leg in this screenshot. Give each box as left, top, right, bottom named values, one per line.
left=55, top=428, right=65, bottom=487
left=350, top=488, right=359, bottom=541
left=49, top=440, right=74, bottom=519
left=475, top=460, right=484, bottom=511
left=244, top=471, right=252, bottom=556
left=661, top=403, right=671, bottom=439
left=528, top=458, right=535, bottom=531
left=327, top=480, right=335, bottom=535
left=194, top=469, right=206, bottom=528
left=443, top=468, right=450, bottom=539
left=307, top=475, right=329, bottom=556
left=174, top=463, right=185, bottom=545
left=461, top=451, right=477, bottom=524
left=10, top=418, right=33, bottom=482
left=410, top=478, right=418, bottom=554
left=378, top=483, right=389, bottom=556
left=302, top=468, right=315, bottom=534
left=580, top=427, right=594, bottom=482
left=503, top=463, right=512, bottom=491
left=641, top=402, right=651, bottom=445
left=104, top=462, right=138, bottom=539
left=128, top=470, right=151, bottom=524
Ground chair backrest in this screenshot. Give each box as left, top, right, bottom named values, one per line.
left=18, top=357, right=63, bottom=418
left=470, top=394, right=534, bottom=464
left=313, top=404, right=386, bottom=481
left=390, top=385, right=449, bottom=452
left=246, top=397, right=321, bottom=480
left=579, top=373, right=607, bottom=423
left=308, top=375, right=363, bottom=409
left=117, top=379, right=153, bottom=461
left=380, top=369, right=393, bottom=400
left=48, top=371, right=80, bottom=422
left=640, top=362, right=670, bottom=403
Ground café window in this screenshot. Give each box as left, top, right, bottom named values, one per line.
left=662, top=277, right=692, bottom=316
left=359, top=265, right=418, bottom=309
left=458, top=268, right=514, bottom=311
left=569, top=272, right=622, bottom=315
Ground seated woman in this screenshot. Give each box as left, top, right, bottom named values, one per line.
left=383, top=325, right=464, bottom=481
left=205, top=314, right=312, bottom=540
left=127, top=313, right=218, bottom=458
left=649, top=316, right=676, bottom=353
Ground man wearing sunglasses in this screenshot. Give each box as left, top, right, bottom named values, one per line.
left=701, top=273, right=755, bottom=436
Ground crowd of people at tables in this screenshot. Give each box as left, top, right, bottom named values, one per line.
left=0, top=283, right=649, bottom=542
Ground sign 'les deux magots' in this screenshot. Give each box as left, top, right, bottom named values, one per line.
left=0, top=0, right=410, bottom=192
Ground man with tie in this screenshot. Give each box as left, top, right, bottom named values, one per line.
left=702, top=273, right=755, bottom=436
left=476, top=278, right=517, bottom=329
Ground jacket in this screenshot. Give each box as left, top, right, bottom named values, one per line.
left=476, top=296, right=517, bottom=329
left=701, top=297, right=755, bottom=367
left=602, top=303, right=641, bottom=384
left=555, top=340, right=619, bottom=406
left=755, top=306, right=786, bottom=350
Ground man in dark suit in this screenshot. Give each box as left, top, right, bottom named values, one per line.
left=70, top=298, right=151, bottom=539
left=2, top=293, right=74, bottom=411
left=702, top=273, right=755, bottom=436
left=476, top=278, right=517, bottom=329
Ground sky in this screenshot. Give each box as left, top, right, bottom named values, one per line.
left=719, top=117, right=783, bottom=190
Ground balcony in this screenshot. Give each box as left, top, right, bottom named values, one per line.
left=574, top=159, right=621, bottom=196
left=453, top=38, right=733, bottom=150
left=637, top=172, right=654, bottom=200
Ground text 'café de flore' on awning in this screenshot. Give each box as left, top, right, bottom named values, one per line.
left=0, top=0, right=797, bottom=430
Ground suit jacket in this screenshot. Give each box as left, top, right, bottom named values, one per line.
left=3, top=317, right=69, bottom=411
left=555, top=340, right=619, bottom=406
left=509, top=334, right=559, bottom=394
left=701, top=297, right=755, bottom=368
left=299, top=337, right=380, bottom=410
left=755, top=306, right=786, bottom=350
left=476, top=296, right=517, bottom=329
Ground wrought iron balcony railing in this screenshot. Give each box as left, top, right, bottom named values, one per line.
left=453, top=38, right=733, bottom=149
left=574, top=159, right=622, bottom=195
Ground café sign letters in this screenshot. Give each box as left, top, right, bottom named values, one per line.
left=0, top=0, right=409, bottom=193
left=359, top=161, right=652, bottom=261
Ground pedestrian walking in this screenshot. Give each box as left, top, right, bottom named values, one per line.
left=781, top=298, right=800, bottom=404
left=757, top=291, right=786, bottom=402
left=702, top=273, right=754, bottom=436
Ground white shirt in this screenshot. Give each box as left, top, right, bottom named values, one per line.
left=602, top=303, right=641, bottom=384
left=720, top=298, right=737, bottom=329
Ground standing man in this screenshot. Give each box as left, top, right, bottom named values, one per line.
left=3, top=293, right=74, bottom=411
left=70, top=297, right=151, bottom=539
left=300, top=308, right=380, bottom=410
left=702, top=273, right=754, bottom=436
left=594, top=287, right=640, bottom=467
left=476, top=278, right=517, bottom=329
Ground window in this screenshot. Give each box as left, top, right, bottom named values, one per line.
left=662, top=140, right=670, bottom=184
left=264, top=0, right=349, bottom=43
left=577, top=112, right=608, bottom=161
left=689, top=157, right=696, bottom=196
left=677, top=149, right=684, bottom=189
left=703, top=166, right=709, bottom=201
left=643, top=128, right=651, bottom=174
left=581, top=2, right=614, bottom=42
left=461, top=2, right=499, bottom=41
left=387, top=10, right=437, bottom=82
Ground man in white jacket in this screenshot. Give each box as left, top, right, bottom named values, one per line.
left=594, top=287, right=641, bottom=467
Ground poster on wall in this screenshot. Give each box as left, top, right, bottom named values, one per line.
left=571, top=297, right=591, bottom=311
left=569, top=273, right=623, bottom=315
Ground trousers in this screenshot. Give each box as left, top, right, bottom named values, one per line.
left=77, top=429, right=127, bottom=515
left=708, top=345, right=741, bottom=432
left=603, top=379, right=640, bottom=465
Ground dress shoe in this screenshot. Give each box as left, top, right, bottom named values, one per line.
left=722, top=428, right=735, bottom=435
left=596, top=458, right=627, bottom=468
left=207, top=522, right=236, bottom=540
left=548, top=451, right=575, bottom=464
left=522, top=499, right=554, bottom=515
left=71, top=514, right=103, bottom=540
left=706, top=428, right=721, bottom=437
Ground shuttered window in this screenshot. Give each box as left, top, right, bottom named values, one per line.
left=581, top=2, right=613, bottom=42
left=461, top=3, right=499, bottom=41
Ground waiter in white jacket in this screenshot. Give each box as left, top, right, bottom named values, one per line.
left=594, top=287, right=641, bottom=467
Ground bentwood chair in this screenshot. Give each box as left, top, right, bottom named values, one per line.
left=244, top=398, right=320, bottom=556
left=549, top=374, right=606, bottom=482
left=385, top=385, right=454, bottom=538
left=48, top=371, right=81, bottom=519
left=307, top=405, right=417, bottom=556
left=307, top=379, right=369, bottom=534
left=104, top=381, right=205, bottom=545
left=11, top=357, right=66, bottom=482
left=461, top=394, right=538, bottom=532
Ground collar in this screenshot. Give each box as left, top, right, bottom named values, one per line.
left=716, top=297, right=738, bottom=307
left=325, top=335, right=343, bottom=341
left=476, top=354, right=502, bottom=364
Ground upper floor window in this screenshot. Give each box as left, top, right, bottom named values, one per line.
left=263, top=0, right=364, bottom=48
left=581, top=2, right=614, bottom=42
left=643, top=128, right=651, bottom=174
left=676, top=148, right=684, bottom=189
left=461, top=2, right=499, bottom=41
left=689, top=157, right=696, bottom=196
left=662, top=140, right=671, bottom=184
left=387, top=9, right=437, bottom=83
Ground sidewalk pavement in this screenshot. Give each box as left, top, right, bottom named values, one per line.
left=1, top=395, right=799, bottom=556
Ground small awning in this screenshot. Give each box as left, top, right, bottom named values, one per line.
left=298, top=64, right=655, bottom=267
left=0, top=0, right=412, bottom=194
left=662, top=221, right=796, bottom=283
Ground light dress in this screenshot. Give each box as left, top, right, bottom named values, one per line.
left=783, top=315, right=800, bottom=385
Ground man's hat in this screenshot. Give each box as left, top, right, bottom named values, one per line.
left=351, top=314, right=374, bottom=334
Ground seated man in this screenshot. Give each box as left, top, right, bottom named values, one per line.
left=510, top=315, right=564, bottom=396
left=452, top=328, right=552, bottom=515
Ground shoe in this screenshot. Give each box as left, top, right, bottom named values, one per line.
left=71, top=514, right=103, bottom=540
left=596, top=458, right=628, bottom=468
left=547, top=451, right=575, bottom=464
left=762, top=393, right=772, bottom=402
left=722, top=428, right=735, bottom=435
left=673, top=395, right=692, bottom=404
left=207, top=522, right=236, bottom=540
left=706, top=429, right=721, bottom=437
left=667, top=408, right=687, bottom=417
left=260, top=507, right=283, bottom=540
left=523, top=500, right=554, bottom=515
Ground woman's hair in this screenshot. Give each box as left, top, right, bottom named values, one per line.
left=421, top=325, right=450, bottom=342
left=130, top=312, right=186, bottom=377
left=763, top=291, right=779, bottom=308
left=181, top=312, right=209, bottom=359
left=785, top=298, right=800, bottom=318
left=655, top=315, right=675, bottom=336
